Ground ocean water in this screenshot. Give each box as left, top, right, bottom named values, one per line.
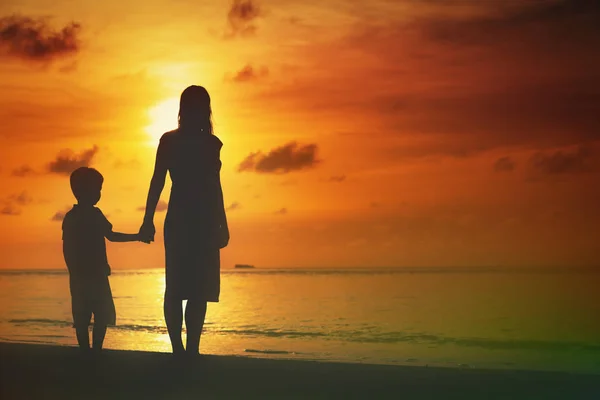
left=0, top=267, right=599, bottom=374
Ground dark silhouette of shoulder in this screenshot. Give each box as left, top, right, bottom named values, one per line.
left=159, top=129, right=222, bottom=149
left=62, top=205, right=112, bottom=240
left=159, top=129, right=179, bottom=143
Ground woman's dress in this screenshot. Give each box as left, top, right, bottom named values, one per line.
left=160, top=129, right=223, bottom=301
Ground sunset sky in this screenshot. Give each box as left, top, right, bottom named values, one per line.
left=0, top=0, right=599, bottom=269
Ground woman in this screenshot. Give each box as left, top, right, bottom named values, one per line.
left=139, top=85, right=229, bottom=356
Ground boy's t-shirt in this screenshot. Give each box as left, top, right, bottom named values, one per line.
left=62, top=205, right=112, bottom=278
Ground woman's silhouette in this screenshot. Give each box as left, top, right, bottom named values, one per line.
left=139, top=85, right=229, bottom=356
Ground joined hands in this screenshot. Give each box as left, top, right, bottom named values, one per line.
left=139, top=221, right=155, bottom=244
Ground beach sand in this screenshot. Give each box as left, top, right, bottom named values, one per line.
left=1, top=343, right=598, bottom=399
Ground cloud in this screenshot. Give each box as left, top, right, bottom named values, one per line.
left=226, top=202, right=241, bottom=211
left=47, top=145, right=99, bottom=175
left=50, top=206, right=71, bottom=222
left=0, top=85, right=134, bottom=142
left=421, top=0, right=600, bottom=48
left=327, top=175, right=346, bottom=183
left=0, top=15, right=81, bottom=62
left=1, top=191, right=32, bottom=216
left=493, top=157, right=516, bottom=173
left=11, top=165, right=36, bottom=177
left=226, top=0, right=262, bottom=38
left=238, top=142, right=320, bottom=174
left=228, top=64, right=268, bottom=83
left=530, top=145, right=595, bottom=175
left=397, top=0, right=600, bottom=148
left=8, top=191, right=33, bottom=206
left=137, top=200, right=168, bottom=212
left=1, top=205, right=20, bottom=216
left=252, top=0, right=600, bottom=159
left=274, top=207, right=287, bottom=215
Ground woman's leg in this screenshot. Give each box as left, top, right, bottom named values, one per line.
left=75, top=324, right=90, bottom=350
left=92, top=323, right=107, bottom=351
left=184, top=299, right=207, bottom=354
left=164, top=291, right=185, bottom=354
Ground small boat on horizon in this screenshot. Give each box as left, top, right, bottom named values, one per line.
left=234, top=264, right=255, bottom=269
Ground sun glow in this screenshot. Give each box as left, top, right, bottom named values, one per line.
left=144, top=98, right=180, bottom=142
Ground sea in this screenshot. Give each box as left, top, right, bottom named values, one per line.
left=1, top=267, right=599, bottom=374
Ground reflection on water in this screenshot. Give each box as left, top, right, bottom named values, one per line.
left=0, top=267, right=599, bottom=373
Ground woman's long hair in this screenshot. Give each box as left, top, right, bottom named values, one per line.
left=178, top=85, right=213, bottom=134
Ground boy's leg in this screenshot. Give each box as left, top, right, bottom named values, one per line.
left=91, top=276, right=116, bottom=353
left=71, top=279, right=92, bottom=351
left=73, top=303, right=92, bottom=350
left=164, top=291, right=185, bottom=354
left=184, top=299, right=207, bottom=355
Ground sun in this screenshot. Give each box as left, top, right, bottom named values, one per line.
left=144, top=98, right=180, bottom=142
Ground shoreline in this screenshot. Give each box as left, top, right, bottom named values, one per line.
left=1, top=343, right=599, bottom=399
left=1, top=265, right=599, bottom=273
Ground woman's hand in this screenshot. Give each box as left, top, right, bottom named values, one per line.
left=139, top=220, right=156, bottom=244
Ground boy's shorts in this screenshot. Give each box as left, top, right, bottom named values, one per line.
left=69, top=275, right=116, bottom=328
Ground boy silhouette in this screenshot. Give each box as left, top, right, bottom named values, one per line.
left=62, top=167, right=145, bottom=353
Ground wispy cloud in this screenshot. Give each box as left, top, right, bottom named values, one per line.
left=493, top=157, right=516, bottom=173
left=327, top=175, right=346, bottom=183
left=11, top=165, right=36, bottom=177
left=252, top=0, right=600, bottom=159
left=1, top=191, right=33, bottom=216
left=114, top=158, right=141, bottom=169
left=530, top=145, right=595, bottom=175
left=274, top=207, right=288, bottom=215
left=1, top=204, right=20, bottom=216
left=225, top=0, right=262, bottom=38
left=227, top=64, right=269, bottom=83
left=226, top=202, right=241, bottom=211
left=9, top=191, right=32, bottom=206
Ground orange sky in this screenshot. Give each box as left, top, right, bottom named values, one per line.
left=0, top=0, right=599, bottom=269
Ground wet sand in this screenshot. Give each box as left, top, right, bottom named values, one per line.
left=1, top=342, right=598, bottom=399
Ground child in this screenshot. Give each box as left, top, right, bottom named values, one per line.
left=62, top=167, right=145, bottom=354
